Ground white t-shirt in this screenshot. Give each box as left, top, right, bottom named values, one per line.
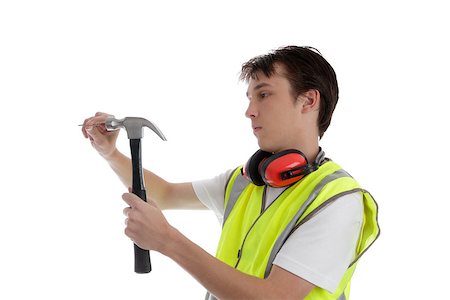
left=192, top=170, right=363, bottom=293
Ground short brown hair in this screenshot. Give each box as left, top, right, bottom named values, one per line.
left=240, top=46, right=339, bottom=139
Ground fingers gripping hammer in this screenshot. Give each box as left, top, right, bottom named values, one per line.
left=105, top=116, right=167, bottom=273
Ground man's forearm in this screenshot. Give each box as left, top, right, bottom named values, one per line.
left=105, top=149, right=201, bottom=210
left=104, top=149, right=133, bottom=188
left=161, top=227, right=277, bottom=299
left=105, top=149, right=169, bottom=201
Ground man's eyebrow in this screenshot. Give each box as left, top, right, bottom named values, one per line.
left=246, top=82, right=272, bottom=97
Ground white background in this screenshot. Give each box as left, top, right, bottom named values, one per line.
left=1, top=0, right=449, bottom=299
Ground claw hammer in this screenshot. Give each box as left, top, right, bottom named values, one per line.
left=105, top=116, right=167, bottom=273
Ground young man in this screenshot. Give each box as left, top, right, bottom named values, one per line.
left=82, top=46, right=379, bottom=299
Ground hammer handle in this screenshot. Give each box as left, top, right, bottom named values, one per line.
left=130, top=139, right=152, bottom=273
left=132, top=188, right=152, bottom=273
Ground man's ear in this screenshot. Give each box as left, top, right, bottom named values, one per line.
left=298, top=89, right=320, bottom=113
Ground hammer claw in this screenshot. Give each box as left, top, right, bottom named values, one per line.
left=105, top=116, right=167, bottom=141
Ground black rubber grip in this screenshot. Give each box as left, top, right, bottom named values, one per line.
left=132, top=188, right=152, bottom=273
left=134, top=243, right=152, bottom=273
left=130, top=139, right=152, bottom=273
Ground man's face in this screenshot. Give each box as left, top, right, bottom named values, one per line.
left=245, top=65, right=305, bottom=153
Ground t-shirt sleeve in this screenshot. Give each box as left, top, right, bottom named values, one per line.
left=273, top=192, right=363, bottom=293
left=191, top=169, right=234, bottom=224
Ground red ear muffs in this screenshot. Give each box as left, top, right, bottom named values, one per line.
left=260, top=149, right=316, bottom=187
left=243, top=149, right=318, bottom=188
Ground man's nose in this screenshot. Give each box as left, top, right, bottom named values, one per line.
left=245, top=101, right=258, bottom=118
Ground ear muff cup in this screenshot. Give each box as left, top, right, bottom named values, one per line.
left=259, top=149, right=313, bottom=188
left=243, top=150, right=272, bottom=186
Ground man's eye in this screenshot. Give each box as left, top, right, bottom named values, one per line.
left=260, top=92, right=269, bottom=98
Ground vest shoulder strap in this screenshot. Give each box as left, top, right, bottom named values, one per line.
left=223, top=167, right=248, bottom=226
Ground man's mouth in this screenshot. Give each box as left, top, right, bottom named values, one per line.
left=253, top=126, right=262, bottom=134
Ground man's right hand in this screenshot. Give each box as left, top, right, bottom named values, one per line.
left=82, top=112, right=120, bottom=159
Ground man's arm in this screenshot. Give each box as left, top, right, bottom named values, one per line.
left=122, top=193, right=315, bottom=299
left=166, top=228, right=315, bottom=299
left=82, top=112, right=205, bottom=210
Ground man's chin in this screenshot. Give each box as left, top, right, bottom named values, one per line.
left=258, top=143, right=276, bottom=153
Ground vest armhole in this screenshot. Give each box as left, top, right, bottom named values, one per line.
left=348, top=189, right=381, bottom=268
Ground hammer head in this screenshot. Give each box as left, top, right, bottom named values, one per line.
left=105, top=116, right=167, bottom=140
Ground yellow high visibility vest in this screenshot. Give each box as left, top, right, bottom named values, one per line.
left=215, top=160, right=380, bottom=299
